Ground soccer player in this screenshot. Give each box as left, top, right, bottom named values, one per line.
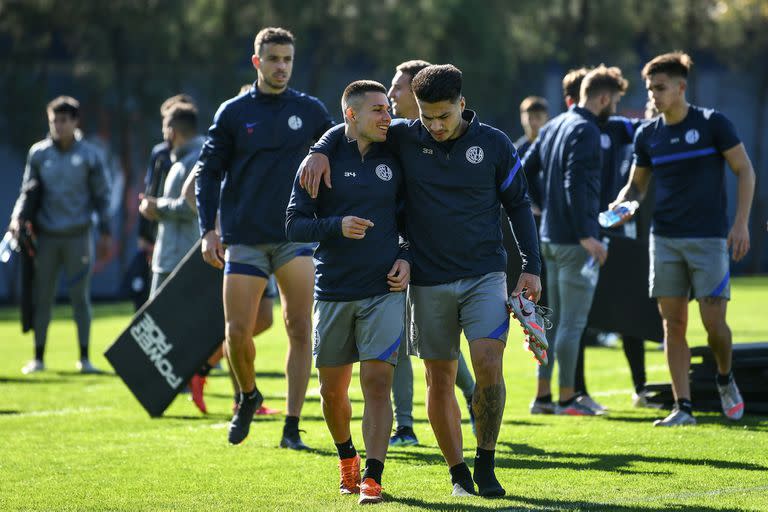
left=515, top=96, right=549, bottom=162
left=611, top=52, right=755, bottom=426
left=386, top=59, right=477, bottom=447
left=523, top=65, right=627, bottom=416
left=195, top=27, right=334, bottom=447
left=286, top=80, right=408, bottom=505
left=10, top=96, right=111, bottom=375
left=301, top=65, right=542, bottom=498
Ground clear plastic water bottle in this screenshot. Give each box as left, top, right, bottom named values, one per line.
left=0, top=231, right=17, bottom=264
left=580, top=237, right=610, bottom=286
left=598, top=200, right=639, bottom=228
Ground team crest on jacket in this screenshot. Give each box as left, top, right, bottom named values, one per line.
left=466, top=146, right=484, bottom=164
left=71, top=154, right=83, bottom=166
left=288, top=115, right=303, bottom=130
left=375, top=164, right=393, bottom=181
left=600, top=133, right=611, bottom=150
left=685, top=129, right=700, bottom=144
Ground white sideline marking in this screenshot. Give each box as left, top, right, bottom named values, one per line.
left=10, top=406, right=112, bottom=417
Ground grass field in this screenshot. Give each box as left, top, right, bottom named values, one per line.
left=1, top=277, right=767, bottom=511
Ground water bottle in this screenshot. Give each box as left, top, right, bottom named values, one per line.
left=0, top=231, right=17, bottom=264
left=598, top=200, right=639, bottom=228
left=580, top=237, right=610, bottom=286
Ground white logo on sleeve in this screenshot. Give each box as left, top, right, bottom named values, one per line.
left=466, top=146, right=484, bottom=164
left=685, top=129, right=700, bottom=144
left=71, top=154, right=83, bottom=166
left=600, top=133, right=612, bottom=150
left=375, top=164, right=392, bottom=181
left=288, top=115, right=303, bottom=130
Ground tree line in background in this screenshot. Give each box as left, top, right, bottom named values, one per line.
left=0, top=0, right=766, bottom=269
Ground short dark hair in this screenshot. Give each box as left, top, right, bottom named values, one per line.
left=341, top=80, right=387, bottom=112
left=581, top=65, right=628, bottom=99
left=520, top=96, right=549, bottom=114
left=160, top=94, right=195, bottom=116
left=396, top=60, right=432, bottom=81
left=411, top=64, right=462, bottom=103
left=164, top=103, right=198, bottom=136
left=642, top=51, right=693, bottom=79
left=47, top=96, right=80, bottom=118
left=562, top=67, right=590, bottom=102
left=254, top=27, right=295, bottom=55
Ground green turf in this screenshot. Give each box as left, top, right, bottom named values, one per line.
left=1, top=277, right=767, bottom=511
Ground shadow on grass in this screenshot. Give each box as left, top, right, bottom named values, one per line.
left=0, top=410, right=21, bottom=415
left=496, top=442, right=767, bottom=473
left=52, top=370, right=115, bottom=377
left=391, top=494, right=749, bottom=511
left=0, top=376, right=67, bottom=384
left=604, top=412, right=768, bottom=430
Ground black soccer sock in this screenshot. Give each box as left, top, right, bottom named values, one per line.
left=716, top=371, right=733, bottom=386
left=622, top=335, right=647, bottom=392
left=474, top=448, right=495, bottom=473
left=449, top=462, right=474, bottom=491
left=34, top=344, right=45, bottom=362
left=284, top=415, right=300, bottom=436
left=535, top=394, right=553, bottom=403
left=677, top=398, right=693, bottom=415
left=198, top=362, right=213, bottom=377
left=335, top=437, right=357, bottom=460
left=473, top=448, right=505, bottom=496
left=362, top=458, right=384, bottom=485
left=79, top=345, right=89, bottom=361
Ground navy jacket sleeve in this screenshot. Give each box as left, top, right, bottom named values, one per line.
left=310, top=123, right=345, bottom=156
left=633, top=124, right=652, bottom=168
left=565, top=125, right=601, bottom=240
left=520, top=133, right=543, bottom=209
left=711, top=111, right=741, bottom=153
left=285, top=171, right=343, bottom=242
left=195, top=102, right=233, bottom=236
left=497, top=134, right=541, bottom=276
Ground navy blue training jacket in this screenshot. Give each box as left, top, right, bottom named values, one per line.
left=195, top=85, right=334, bottom=245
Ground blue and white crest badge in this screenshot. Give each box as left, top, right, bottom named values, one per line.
left=466, top=146, right=484, bottom=164
left=375, top=164, right=392, bottom=181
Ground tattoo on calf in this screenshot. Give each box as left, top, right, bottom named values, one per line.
left=473, top=382, right=506, bottom=447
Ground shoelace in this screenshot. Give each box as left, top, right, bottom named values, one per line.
left=340, top=458, right=360, bottom=484
left=532, top=304, right=554, bottom=330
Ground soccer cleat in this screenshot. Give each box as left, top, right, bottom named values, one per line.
left=339, top=454, right=361, bottom=495
left=256, top=404, right=281, bottom=415
left=717, top=378, right=745, bottom=421
left=451, top=482, right=475, bottom=497
left=76, top=359, right=103, bottom=374
left=555, top=400, right=600, bottom=416
left=632, top=389, right=663, bottom=409
left=507, top=293, right=551, bottom=366
left=358, top=477, right=383, bottom=504
left=529, top=398, right=556, bottom=415
left=389, top=426, right=419, bottom=447
left=576, top=394, right=607, bottom=414
left=280, top=429, right=311, bottom=451
left=21, top=359, right=45, bottom=374
left=653, top=408, right=696, bottom=427
left=228, top=388, right=263, bottom=445
left=189, top=374, right=207, bottom=414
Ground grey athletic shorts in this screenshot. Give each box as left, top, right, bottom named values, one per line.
left=313, top=292, right=405, bottom=367
left=224, top=242, right=313, bottom=278
left=408, top=271, right=509, bottom=360
left=649, top=234, right=730, bottom=300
